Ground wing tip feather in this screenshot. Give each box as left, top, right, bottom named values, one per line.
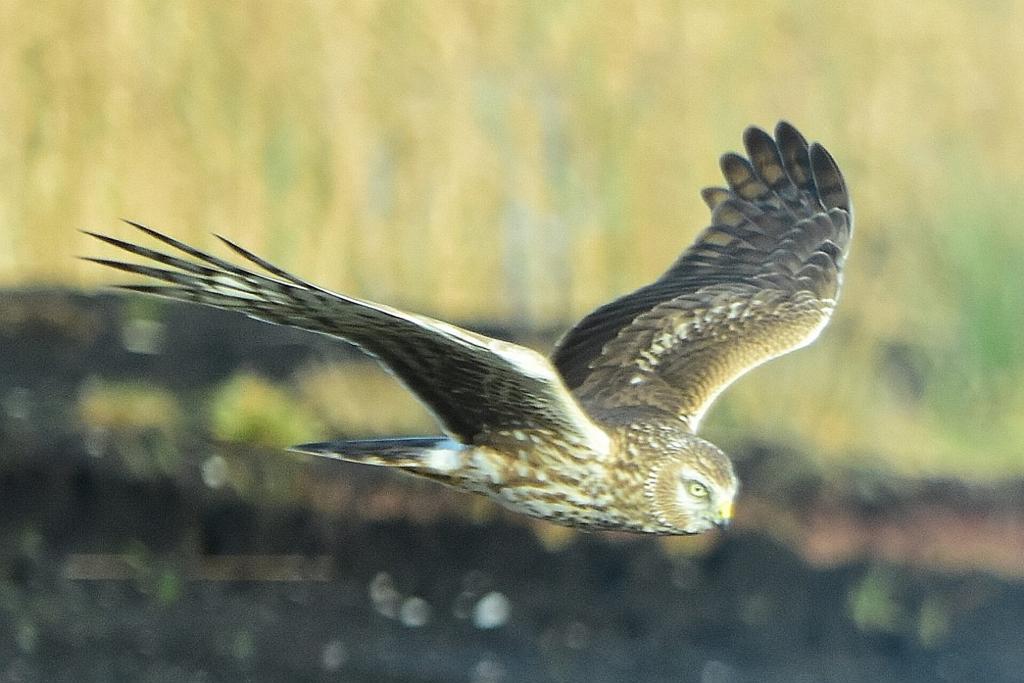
left=809, top=142, right=851, bottom=213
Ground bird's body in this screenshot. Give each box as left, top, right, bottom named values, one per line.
left=86, top=122, right=851, bottom=535
left=340, top=418, right=731, bottom=534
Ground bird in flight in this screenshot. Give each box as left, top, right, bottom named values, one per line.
left=86, top=122, right=851, bottom=535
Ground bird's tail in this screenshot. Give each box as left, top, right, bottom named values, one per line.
left=290, top=436, right=467, bottom=473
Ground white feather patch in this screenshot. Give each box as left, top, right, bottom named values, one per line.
left=425, top=448, right=463, bottom=473
left=488, top=340, right=557, bottom=380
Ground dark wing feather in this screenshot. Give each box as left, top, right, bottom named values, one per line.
left=552, top=122, right=851, bottom=430
left=85, top=222, right=609, bottom=453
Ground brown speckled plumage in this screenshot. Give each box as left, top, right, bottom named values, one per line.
left=86, top=122, right=851, bottom=535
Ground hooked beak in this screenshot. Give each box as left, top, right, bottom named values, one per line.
left=715, top=499, right=734, bottom=529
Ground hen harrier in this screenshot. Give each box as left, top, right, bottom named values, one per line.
left=86, top=122, right=850, bottom=535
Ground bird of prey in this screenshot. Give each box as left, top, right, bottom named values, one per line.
left=85, top=122, right=851, bottom=535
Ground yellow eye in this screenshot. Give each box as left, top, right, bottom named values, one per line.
left=686, top=481, right=709, bottom=498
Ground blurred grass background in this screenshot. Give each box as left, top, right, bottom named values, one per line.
left=3, top=0, right=1023, bottom=480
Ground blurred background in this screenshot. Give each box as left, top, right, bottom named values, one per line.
left=1, top=1, right=1023, bottom=681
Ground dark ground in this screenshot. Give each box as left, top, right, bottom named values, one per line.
left=1, top=290, right=1023, bottom=682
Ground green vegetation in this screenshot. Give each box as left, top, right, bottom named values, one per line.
left=6, top=1, right=1023, bottom=479
left=77, top=380, right=185, bottom=477
left=848, top=566, right=955, bottom=648
left=208, top=372, right=325, bottom=448
left=849, top=567, right=906, bottom=634
left=78, top=380, right=182, bottom=434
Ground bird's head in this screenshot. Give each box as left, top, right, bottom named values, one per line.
left=645, top=434, right=738, bottom=534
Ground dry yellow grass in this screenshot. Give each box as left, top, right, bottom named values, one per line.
left=5, top=1, right=1023, bottom=477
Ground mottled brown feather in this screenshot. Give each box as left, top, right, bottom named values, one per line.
left=552, top=122, right=851, bottom=430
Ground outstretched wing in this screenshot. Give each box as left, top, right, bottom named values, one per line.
left=551, top=122, right=851, bottom=431
left=85, top=222, right=609, bottom=454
